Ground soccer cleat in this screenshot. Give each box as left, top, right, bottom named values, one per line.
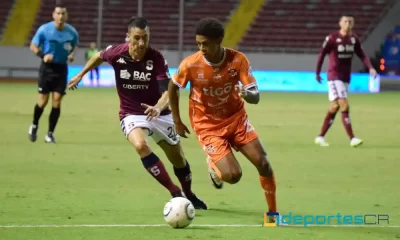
left=45, top=132, right=56, bottom=143
left=187, top=194, right=208, bottom=210
left=207, top=158, right=223, bottom=189
left=28, top=124, right=38, bottom=142
left=350, top=137, right=363, bottom=147
left=314, top=136, right=329, bottom=147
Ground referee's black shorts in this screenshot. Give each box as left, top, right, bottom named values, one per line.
left=38, top=61, right=68, bottom=95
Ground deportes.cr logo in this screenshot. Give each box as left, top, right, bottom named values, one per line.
left=264, top=212, right=389, bottom=227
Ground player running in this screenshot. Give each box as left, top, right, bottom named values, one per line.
left=67, top=17, right=207, bottom=209
left=168, top=18, right=279, bottom=222
left=315, top=14, right=377, bottom=147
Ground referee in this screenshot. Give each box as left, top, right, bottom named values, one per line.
left=28, top=5, right=79, bottom=143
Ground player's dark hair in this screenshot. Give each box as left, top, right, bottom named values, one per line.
left=195, top=18, right=224, bottom=39
left=128, top=17, right=148, bottom=30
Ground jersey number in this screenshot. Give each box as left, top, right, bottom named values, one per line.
left=167, top=126, right=177, bottom=140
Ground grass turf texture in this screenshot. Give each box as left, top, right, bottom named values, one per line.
left=0, top=83, right=399, bottom=240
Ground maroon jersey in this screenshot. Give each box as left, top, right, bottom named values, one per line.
left=316, top=31, right=373, bottom=83
left=100, top=43, right=171, bottom=119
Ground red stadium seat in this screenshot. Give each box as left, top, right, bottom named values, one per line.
left=238, top=0, right=395, bottom=53
left=27, top=0, right=238, bottom=49
left=26, top=0, right=394, bottom=53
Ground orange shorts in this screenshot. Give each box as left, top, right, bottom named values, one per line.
left=194, top=114, right=258, bottom=163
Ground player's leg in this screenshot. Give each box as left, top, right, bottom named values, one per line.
left=336, top=81, right=362, bottom=147
left=151, top=114, right=207, bottom=209
left=232, top=116, right=277, bottom=218
left=89, top=69, right=94, bottom=85
left=121, top=115, right=182, bottom=197
left=95, top=67, right=100, bottom=82
left=45, top=91, right=63, bottom=143
left=157, top=140, right=208, bottom=209
left=199, top=130, right=243, bottom=186
left=210, top=153, right=242, bottom=184
left=315, top=81, right=340, bottom=146
left=29, top=62, right=50, bottom=142
left=45, top=64, right=67, bottom=143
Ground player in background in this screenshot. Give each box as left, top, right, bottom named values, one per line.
left=29, top=5, right=79, bottom=143
left=67, top=17, right=207, bottom=209
left=168, top=18, right=280, bottom=222
left=315, top=14, right=377, bottom=147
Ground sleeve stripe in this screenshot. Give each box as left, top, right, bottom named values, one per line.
left=171, top=77, right=184, bottom=88
left=243, top=82, right=257, bottom=90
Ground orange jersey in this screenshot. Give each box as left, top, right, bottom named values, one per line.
left=172, top=48, right=257, bottom=131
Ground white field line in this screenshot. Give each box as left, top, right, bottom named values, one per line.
left=0, top=224, right=398, bottom=228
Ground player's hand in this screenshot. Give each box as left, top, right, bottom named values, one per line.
left=67, top=74, right=83, bottom=90
left=174, top=121, right=190, bottom=138
left=316, top=75, right=323, bottom=83
left=235, top=85, right=247, bottom=98
left=68, top=54, right=74, bottom=63
left=141, top=103, right=161, bottom=121
left=43, top=54, right=53, bottom=63
left=369, top=68, right=377, bottom=79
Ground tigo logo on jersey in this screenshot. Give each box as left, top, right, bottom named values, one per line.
left=263, top=212, right=390, bottom=227
left=202, top=82, right=233, bottom=97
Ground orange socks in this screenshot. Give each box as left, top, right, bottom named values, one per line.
left=259, top=175, right=277, bottom=212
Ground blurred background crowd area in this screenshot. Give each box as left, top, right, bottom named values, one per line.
left=0, top=0, right=399, bottom=76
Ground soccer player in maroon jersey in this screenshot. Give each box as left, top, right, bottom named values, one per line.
left=315, top=14, right=377, bottom=147
left=67, top=17, right=207, bottom=209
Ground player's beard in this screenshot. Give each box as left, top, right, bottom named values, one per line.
left=129, top=45, right=147, bottom=61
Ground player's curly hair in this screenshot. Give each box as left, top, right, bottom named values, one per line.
left=128, top=17, right=148, bottom=30
left=195, top=18, right=224, bottom=39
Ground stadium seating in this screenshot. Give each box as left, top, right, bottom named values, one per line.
left=0, top=0, right=15, bottom=39
left=26, top=0, right=394, bottom=52
left=238, top=0, right=395, bottom=53
left=27, top=0, right=238, bottom=49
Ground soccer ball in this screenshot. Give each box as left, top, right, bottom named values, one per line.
left=163, top=197, right=195, bottom=228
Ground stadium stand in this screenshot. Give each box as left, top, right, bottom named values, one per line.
left=27, top=0, right=238, bottom=49
left=25, top=0, right=395, bottom=52
left=0, top=0, right=15, bottom=40
left=238, top=0, right=396, bottom=53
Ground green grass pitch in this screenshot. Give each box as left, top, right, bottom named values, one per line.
left=0, top=83, right=399, bottom=239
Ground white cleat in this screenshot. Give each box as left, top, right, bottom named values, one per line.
left=207, top=158, right=223, bottom=189
left=44, top=132, right=56, bottom=143
left=315, top=136, right=329, bottom=147
left=350, top=137, right=363, bottom=147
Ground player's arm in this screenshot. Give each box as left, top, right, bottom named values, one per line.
left=354, top=37, right=376, bottom=76
left=316, top=35, right=333, bottom=80
left=168, top=81, right=182, bottom=123
left=68, top=51, right=104, bottom=90
left=238, top=54, right=259, bottom=104
left=30, top=26, right=45, bottom=58
left=168, top=63, right=190, bottom=124
left=75, top=52, right=103, bottom=78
